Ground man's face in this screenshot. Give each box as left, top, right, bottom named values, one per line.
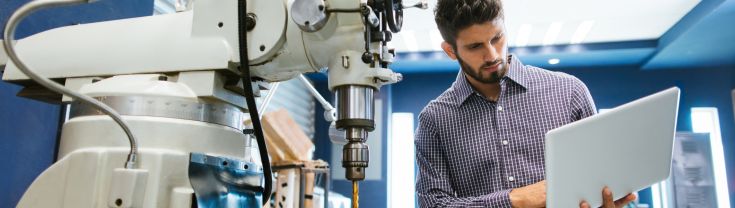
left=442, top=19, right=508, bottom=84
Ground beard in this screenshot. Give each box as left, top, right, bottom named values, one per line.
left=457, top=56, right=508, bottom=84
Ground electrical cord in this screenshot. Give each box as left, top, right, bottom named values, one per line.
left=237, top=0, right=273, bottom=204
left=384, top=0, right=403, bottom=32
left=2, top=0, right=139, bottom=169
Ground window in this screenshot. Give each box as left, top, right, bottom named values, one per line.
left=388, top=113, right=416, bottom=208
left=651, top=107, right=730, bottom=208
left=691, top=107, right=730, bottom=208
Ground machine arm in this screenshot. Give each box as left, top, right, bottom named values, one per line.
left=3, top=0, right=140, bottom=170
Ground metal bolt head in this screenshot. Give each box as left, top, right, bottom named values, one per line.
left=245, top=13, right=257, bottom=31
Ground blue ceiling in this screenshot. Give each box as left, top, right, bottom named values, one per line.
left=644, top=0, right=735, bottom=69
left=393, top=0, right=735, bottom=73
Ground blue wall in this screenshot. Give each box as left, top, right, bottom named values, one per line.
left=0, top=78, right=62, bottom=207
left=391, top=65, right=735, bottom=206
left=0, top=1, right=152, bottom=206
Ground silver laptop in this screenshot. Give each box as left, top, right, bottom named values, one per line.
left=545, top=87, right=680, bottom=208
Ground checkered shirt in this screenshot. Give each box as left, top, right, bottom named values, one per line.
left=415, top=56, right=597, bottom=207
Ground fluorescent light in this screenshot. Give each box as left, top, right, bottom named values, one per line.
left=571, top=21, right=595, bottom=44
left=515, top=24, right=533, bottom=47
left=64, top=104, right=71, bottom=121
left=692, top=110, right=715, bottom=132
left=691, top=107, right=731, bottom=208
left=651, top=181, right=670, bottom=208
left=548, top=58, right=560, bottom=65
left=651, top=182, right=662, bottom=208
left=388, top=113, right=416, bottom=208
left=543, top=22, right=563, bottom=46
left=402, top=30, right=419, bottom=52
left=660, top=181, right=670, bottom=208
left=430, top=29, right=444, bottom=51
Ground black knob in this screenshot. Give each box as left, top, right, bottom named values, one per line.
left=361, top=52, right=374, bottom=63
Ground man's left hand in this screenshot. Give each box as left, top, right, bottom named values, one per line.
left=579, top=187, right=636, bottom=208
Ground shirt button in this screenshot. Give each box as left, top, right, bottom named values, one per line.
left=502, top=140, right=509, bottom=145
left=497, top=106, right=504, bottom=111
left=508, top=176, right=515, bottom=182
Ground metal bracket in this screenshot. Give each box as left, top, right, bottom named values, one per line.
left=373, top=67, right=402, bottom=85
left=189, top=152, right=264, bottom=208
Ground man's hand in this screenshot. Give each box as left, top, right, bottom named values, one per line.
left=509, top=180, right=546, bottom=208
left=579, top=187, right=636, bottom=208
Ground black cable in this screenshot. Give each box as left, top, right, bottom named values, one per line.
left=380, top=5, right=389, bottom=68
left=384, top=0, right=403, bottom=32
left=237, top=0, right=272, bottom=204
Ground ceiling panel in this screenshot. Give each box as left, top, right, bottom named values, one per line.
left=393, top=0, right=700, bottom=52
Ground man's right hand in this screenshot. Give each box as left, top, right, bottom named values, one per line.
left=509, top=180, right=546, bottom=208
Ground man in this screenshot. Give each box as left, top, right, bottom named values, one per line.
left=415, top=0, right=637, bottom=207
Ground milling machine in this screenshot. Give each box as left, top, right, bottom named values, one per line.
left=0, top=0, right=427, bottom=207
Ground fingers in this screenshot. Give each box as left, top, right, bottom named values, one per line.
left=602, top=187, right=615, bottom=208
left=581, top=188, right=636, bottom=208
left=614, top=193, right=637, bottom=208
left=579, top=201, right=590, bottom=208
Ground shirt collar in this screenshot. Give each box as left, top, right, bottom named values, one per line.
left=451, top=71, right=475, bottom=106
left=504, top=55, right=529, bottom=89
left=451, top=55, right=528, bottom=106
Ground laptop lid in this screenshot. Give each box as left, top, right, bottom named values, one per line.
left=545, top=87, right=680, bottom=208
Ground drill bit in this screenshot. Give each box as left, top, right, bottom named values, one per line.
left=352, top=181, right=359, bottom=208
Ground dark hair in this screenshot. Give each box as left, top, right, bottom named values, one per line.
left=434, top=0, right=504, bottom=47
